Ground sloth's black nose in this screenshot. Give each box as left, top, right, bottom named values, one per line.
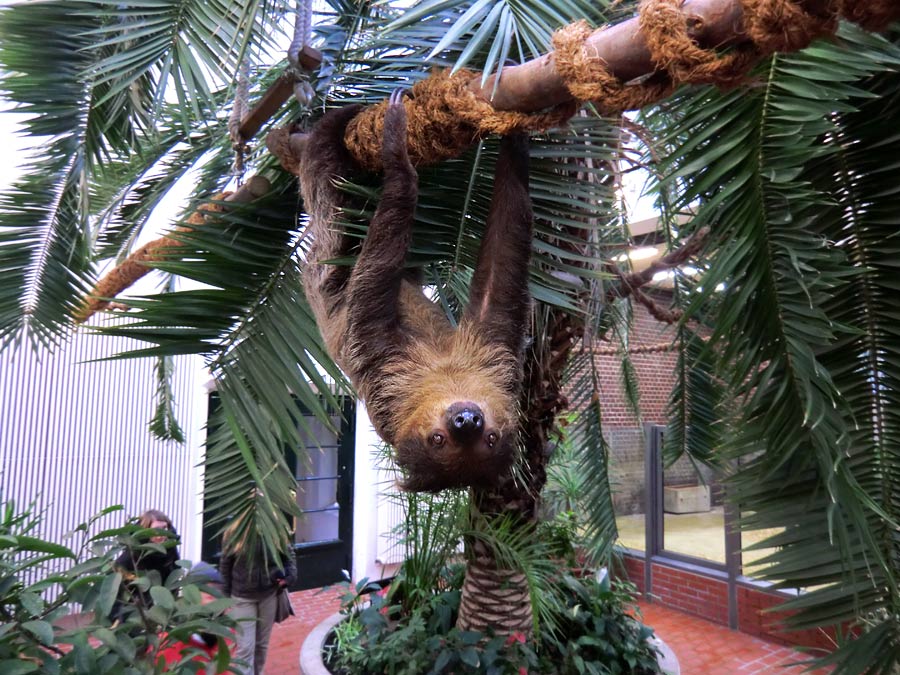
left=448, top=402, right=485, bottom=442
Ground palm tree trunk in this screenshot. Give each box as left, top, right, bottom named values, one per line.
left=455, top=308, right=582, bottom=636
left=457, top=539, right=534, bottom=636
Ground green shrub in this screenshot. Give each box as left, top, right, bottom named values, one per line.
left=0, top=499, right=237, bottom=675
left=542, top=574, right=661, bottom=675
left=326, top=577, right=538, bottom=675
left=326, top=571, right=661, bottom=675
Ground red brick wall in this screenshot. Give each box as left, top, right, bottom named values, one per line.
left=590, top=290, right=679, bottom=428
left=617, top=554, right=835, bottom=651
left=652, top=563, right=729, bottom=626
left=617, top=553, right=646, bottom=594
left=737, top=585, right=837, bottom=651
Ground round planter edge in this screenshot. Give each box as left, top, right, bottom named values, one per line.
left=299, top=612, right=679, bottom=675
left=299, top=611, right=345, bottom=675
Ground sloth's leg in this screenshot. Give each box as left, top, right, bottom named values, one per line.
left=463, top=134, right=533, bottom=355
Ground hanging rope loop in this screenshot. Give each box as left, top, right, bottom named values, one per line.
left=288, top=0, right=317, bottom=110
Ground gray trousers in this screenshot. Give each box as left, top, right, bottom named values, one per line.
left=230, top=592, right=278, bottom=675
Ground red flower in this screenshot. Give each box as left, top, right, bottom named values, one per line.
left=505, top=631, right=526, bottom=646
left=519, top=668, right=528, bottom=675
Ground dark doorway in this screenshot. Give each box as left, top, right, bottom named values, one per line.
left=289, top=397, right=355, bottom=590
left=201, top=395, right=356, bottom=591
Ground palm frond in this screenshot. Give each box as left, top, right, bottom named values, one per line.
left=149, top=351, right=186, bottom=443
left=646, top=23, right=900, bottom=671
left=76, top=0, right=284, bottom=123
left=382, top=0, right=612, bottom=81
left=564, top=341, right=619, bottom=566
left=0, top=3, right=106, bottom=345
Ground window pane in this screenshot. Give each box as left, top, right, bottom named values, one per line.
left=295, top=509, right=339, bottom=545
left=610, top=428, right=646, bottom=551
left=662, top=457, right=725, bottom=563
left=297, top=478, right=338, bottom=512
left=297, top=415, right=341, bottom=451
left=297, top=445, right=339, bottom=480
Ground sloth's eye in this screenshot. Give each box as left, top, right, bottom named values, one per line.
left=430, top=433, right=445, bottom=447
left=486, top=432, right=499, bottom=448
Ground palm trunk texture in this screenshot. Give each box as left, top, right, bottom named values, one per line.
left=457, top=539, right=535, bottom=635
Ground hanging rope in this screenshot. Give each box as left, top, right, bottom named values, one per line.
left=229, top=59, right=251, bottom=181
left=266, top=0, right=899, bottom=173
left=289, top=0, right=316, bottom=108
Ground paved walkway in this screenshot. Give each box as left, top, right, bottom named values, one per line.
left=264, top=587, right=344, bottom=675
left=636, top=602, right=831, bottom=675
left=266, top=588, right=830, bottom=674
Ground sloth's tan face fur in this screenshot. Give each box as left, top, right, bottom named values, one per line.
left=384, top=327, right=519, bottom=491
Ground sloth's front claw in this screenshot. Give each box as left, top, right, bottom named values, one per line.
left=389, top=88, right=408, bottom=107
left=382, top=88, right=414, bottom=175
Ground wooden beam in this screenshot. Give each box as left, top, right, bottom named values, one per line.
left=237, top=45, right=323, bottom=142
left=471, top=0, right=746, bottom=112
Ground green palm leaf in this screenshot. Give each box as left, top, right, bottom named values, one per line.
left=647, top=23, right=900, bottom=673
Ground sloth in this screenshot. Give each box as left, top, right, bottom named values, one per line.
left=299, top=90, right=532, bottom=491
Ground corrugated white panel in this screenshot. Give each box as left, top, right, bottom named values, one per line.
left=0, top=320, right=208, bottom=563
left=375, top=480, right=407, bottom=566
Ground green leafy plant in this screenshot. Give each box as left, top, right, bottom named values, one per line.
left=327, top=577, right=539, bottom=675
left=325, top=485, right=660, bottom=674
left=542, top=575, right=661, bottom=675
left=0, top=499, right=237, bottom=675
left=326, top=571, right=661, bottom=674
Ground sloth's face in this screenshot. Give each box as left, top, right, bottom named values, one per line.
left=393, top=397, right=517, bottom=492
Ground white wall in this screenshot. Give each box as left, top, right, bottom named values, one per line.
left=351, top=402, right=404, bottom=583
left=0, top=321, right=208, bottom=561
left=0, top=320, right=407, bottom=584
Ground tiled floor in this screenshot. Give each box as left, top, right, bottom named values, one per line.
left=266, top=588, right=828, bottom=674
left=636, top=602, right=830, bottom=675
left=264, top=586, right=344, bottom=675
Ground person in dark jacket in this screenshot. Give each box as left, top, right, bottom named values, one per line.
left=219, top=521, right=297, bottom=675
left=111, top=509, right=181, bottom=623
left=115, top=509, right=181, bottom=579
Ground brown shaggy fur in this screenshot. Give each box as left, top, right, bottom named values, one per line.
left=299, top=93, right=532, bottom=491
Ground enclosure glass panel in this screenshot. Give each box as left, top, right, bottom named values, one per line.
left=295, top=509, right=340, bottom=545
left=297, top=478, right=339, bottom=511
left=661, top=457, right=725, bottom=563
left=295, top=414, right=342, bottom=545
left=609, top=428, right=647, bottom=551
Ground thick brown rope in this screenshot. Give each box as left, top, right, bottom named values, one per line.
left=840, top=0, right=900, bottom=31
left=640, top=0, right=761, bottom=86
left=332, top=0, right=899, bottom=171
left=552, top=21, right=675, bottom=114
left=344, top=70, right=576, bottom=172
left=75, top=177, right=271, bottom=323
left=743, top=0, right=840, bottom=54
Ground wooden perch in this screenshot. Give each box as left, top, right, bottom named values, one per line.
left=267, top=0, right=898, bottom=173
left=75, top=176, right=271, bottom=323
left=473, top=0, right=899, bottom=114
left=237, top=45, right=323, bottom=142
left=471, top=0, right=746, bottom=114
